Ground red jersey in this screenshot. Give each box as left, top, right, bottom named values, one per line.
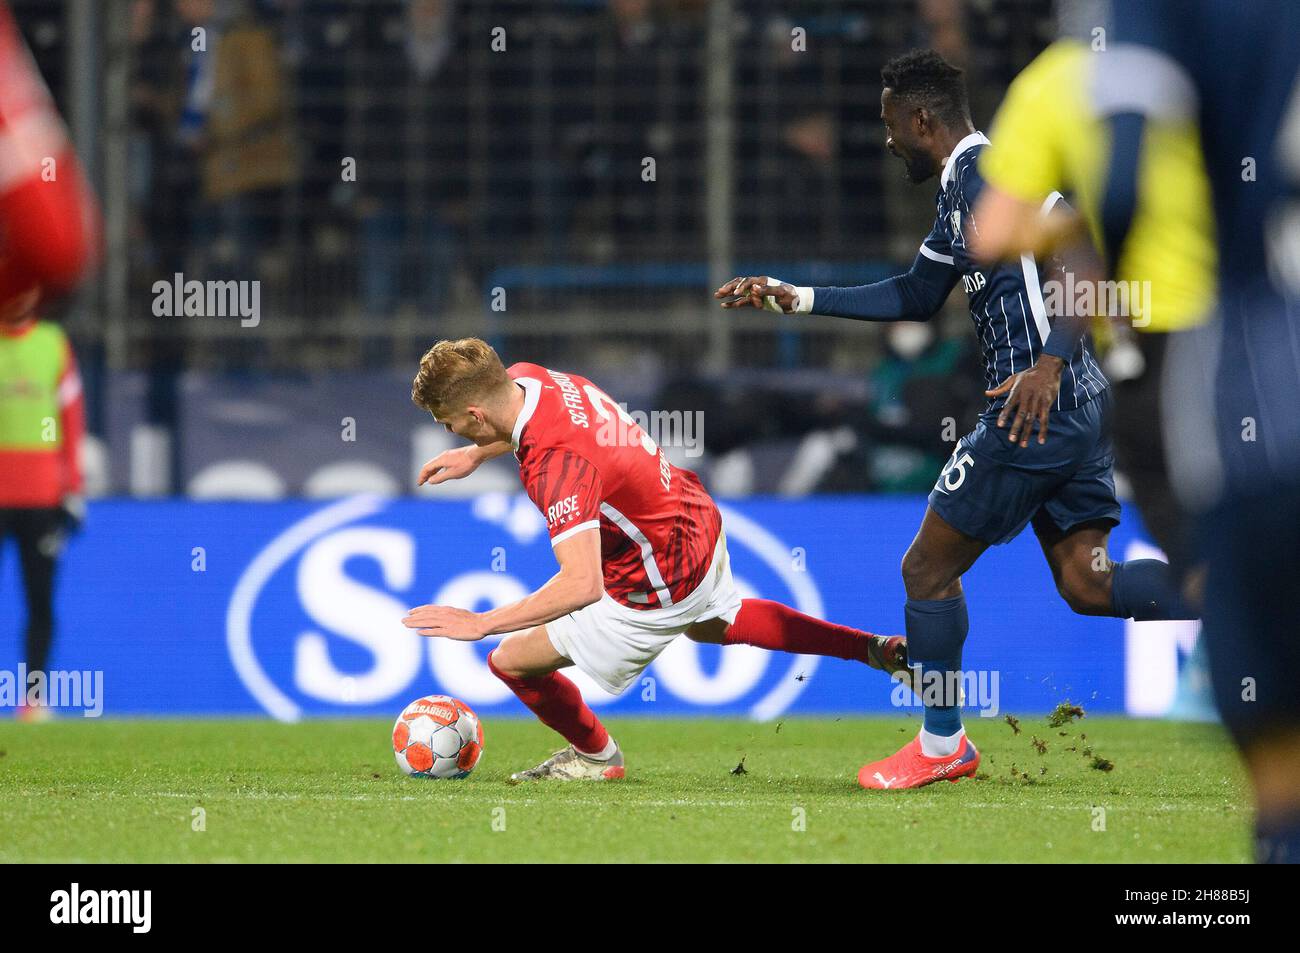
left=508, top=362, right=721, bottom=610
left=0, top=1, right=100, bottom=307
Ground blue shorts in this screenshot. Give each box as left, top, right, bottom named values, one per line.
left=927, top=390, right=1121, bottom=545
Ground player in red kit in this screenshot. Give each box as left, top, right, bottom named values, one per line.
left=0, top=0, right=100, bottom=313
left=404, top=339, right=911, bottom=781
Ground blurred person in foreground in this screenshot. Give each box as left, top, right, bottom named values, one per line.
left=0, top=0, right=99, bottom=720
left=1078, top=0, right=1300, bottom=864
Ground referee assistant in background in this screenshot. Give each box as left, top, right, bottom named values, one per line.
left=0, top=288, right=85, bottom=721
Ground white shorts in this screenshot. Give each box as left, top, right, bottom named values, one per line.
left=546, top=531, right=743, bottom=694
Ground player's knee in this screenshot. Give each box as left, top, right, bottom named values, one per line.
left=487, top=642, right=526, bottom=681
left=900, top=547, right=956, bottom=600
left=685, top=617, right=730, bottom=644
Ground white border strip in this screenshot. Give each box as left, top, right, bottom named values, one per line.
left=550, top=519, right=600, bottom=546
left=1019, top=254, right=1053, bottom=344
left=599, top=501, right=673, bottom=607
left=919, top=243, right=956, bottom=266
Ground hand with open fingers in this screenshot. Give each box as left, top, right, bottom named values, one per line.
left=985, top=355, right=1064, bottom=448
left=402, top=604, right=488, bottom=640
left=713, top=275, right=797, bottom=313
left=417, top=446, right=482, bottom=487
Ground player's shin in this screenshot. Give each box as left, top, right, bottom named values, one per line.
left=724, top=598, right=897, bottom=665
left=905, top=596, right=970, bottom=756
left=486, top=650, right=612, bottom=757
left=1109, top=558, right=1198, bottom=621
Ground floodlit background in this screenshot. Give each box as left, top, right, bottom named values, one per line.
left=19, top=0, right=1062, bottom=498
left=2, top=0, right=1206, bottom=721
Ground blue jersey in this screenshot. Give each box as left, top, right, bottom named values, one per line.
left=922, top=133, right=1107, bottom=415
left=1109, top=0, right=1300, bottom=501
left=1111, top=0, right=1299, bottom=310
left=806, top=133, right=1119, bottom=545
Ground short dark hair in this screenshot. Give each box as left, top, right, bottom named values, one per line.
left=881, top=49, right=970, bottom=129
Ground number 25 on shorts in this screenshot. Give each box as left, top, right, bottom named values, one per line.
left=938, top=450, right=974, bottom=492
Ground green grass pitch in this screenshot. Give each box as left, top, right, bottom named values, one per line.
left=0, top=716, right=1250, bottom=863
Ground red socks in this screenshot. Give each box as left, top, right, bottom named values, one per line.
left=488, top=651, right=610, bottom=755
left=488, top=601, right=877, bottom=750
left=725, top=598, right=876, bottom=662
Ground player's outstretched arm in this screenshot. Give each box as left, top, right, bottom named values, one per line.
left=714, top=275, right=802, bottom=312
left=416, top=440, right=512, bottom=486
left=402, top=527, right=603, bottom=639
left=715, top=253, right=957, bottom=322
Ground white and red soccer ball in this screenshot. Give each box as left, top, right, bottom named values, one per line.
left=393, top=695, right=484, bottom=779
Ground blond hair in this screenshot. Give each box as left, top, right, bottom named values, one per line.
left=411, top=338, right=512, bottom=416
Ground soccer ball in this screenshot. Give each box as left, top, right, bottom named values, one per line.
left=392, top=695, right=484, bottom=779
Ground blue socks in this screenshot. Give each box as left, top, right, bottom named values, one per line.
left=905, top=596, right=969, bottom=738
left=1110, top=558, right=1198, bottom=621
left=903, top=561, right=1192, bottom=745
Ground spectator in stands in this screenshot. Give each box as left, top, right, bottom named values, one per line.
left=569, top=0, right=687, bottom=259
left=863, top=320, right=983, bottom=492
left=272, top=0, right=353, bottom=318
left=736, top=12, right=836, bottom=258
left=183, top=0, right=298, bottom=285
left=128, top=0, right=175, bottom=277
left=355, top=0, right=467, bottom=355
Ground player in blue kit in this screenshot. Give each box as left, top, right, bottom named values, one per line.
left=1096, top=0, right=1300, bottom=863
left=716, top=49, right=1197, bottom=789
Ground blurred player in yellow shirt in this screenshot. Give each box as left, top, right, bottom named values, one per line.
left=970, top=34, right=1215, bottom=578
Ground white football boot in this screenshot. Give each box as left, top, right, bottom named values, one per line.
left=509, top=744, right=626, bottom=783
